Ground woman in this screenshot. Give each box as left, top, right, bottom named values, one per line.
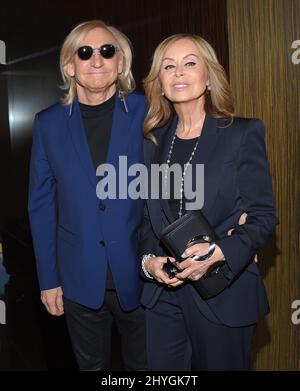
left=139, top=34, right=277, bottom=370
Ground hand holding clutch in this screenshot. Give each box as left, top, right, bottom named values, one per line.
left=175, top=242, right=226, bottom=281
left=160, top=210, right=230, bottom=299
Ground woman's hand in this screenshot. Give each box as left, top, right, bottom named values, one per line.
left=144, top=256, right=185, bottom=287
left=227, top=212, right=247, bottom=236
left=227, top=212, right=258, bottom=263
left=174, top=243, right=225, bottom=281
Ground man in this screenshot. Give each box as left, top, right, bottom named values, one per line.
left=28, top=20, right=146, bottom=371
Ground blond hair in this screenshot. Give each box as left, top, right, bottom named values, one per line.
left=143, top=34, right=234, bottom=143
left=60, top=20, right=135, bottom=105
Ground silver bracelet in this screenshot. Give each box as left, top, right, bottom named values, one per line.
left=141, top=254, right=156, bottom=279
left=191, top=242, right=216, bottom=261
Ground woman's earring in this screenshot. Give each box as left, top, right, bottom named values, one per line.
left=205, top=84, right=211, bottom=97
left=161, top=89, right=165, bottom=96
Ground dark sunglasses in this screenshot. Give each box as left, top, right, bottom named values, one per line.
left=76, top=44, right=118, bottom=60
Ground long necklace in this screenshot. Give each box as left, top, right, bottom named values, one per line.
left=164, top=123, right=202, bottom=218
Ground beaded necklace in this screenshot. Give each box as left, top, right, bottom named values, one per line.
left=164, top=123, right=202, bottom=218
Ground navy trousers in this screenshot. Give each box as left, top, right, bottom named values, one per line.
left=146, top=285, right=256, bottom=371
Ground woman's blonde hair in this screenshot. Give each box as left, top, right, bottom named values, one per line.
left=60, top=20, right=135, bottom=105
left=143, top=34, right=234, bottom=143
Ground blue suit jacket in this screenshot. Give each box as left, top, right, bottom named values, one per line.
left=139, top=115, right=278, bottom=327
left=28, top=92, right=145, bottom=311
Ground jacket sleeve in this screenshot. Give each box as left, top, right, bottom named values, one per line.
left=216, top=119, right=278, bottom=279
left=137, top=203, right=164, bottom=281
left=27, top=114, right=60, bottom=290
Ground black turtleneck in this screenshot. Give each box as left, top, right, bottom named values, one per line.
left=79, top=92, right=116, bottom=172
left=79, top=93, right=116, bottom=290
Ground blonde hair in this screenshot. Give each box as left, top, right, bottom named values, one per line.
left=60, top=20, right=135, bottom=105
left=143, top=34, right=234, bottom=143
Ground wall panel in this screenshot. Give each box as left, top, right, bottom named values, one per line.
left=227, top=0, right=300, bottom=370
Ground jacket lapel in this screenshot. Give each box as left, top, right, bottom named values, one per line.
left=156, top=116, right=178, bottom=224
left=145, top=115, right=223, bottom=236
left=67, top=97, right=97, bottom=188
left=66, top=94, right=134, bottom=190
left=144, top=117, right=176, bottom=235
left=105, top=94, right=134, bottom=169
left=154, top=115, right=222, bottom=224
left=192, top=115, right=223, bottom=216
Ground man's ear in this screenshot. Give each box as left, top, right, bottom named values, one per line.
left=65, top=61, right=75, bottom=77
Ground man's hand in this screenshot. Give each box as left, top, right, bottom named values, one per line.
left=41, top=286, right=64, bottom=316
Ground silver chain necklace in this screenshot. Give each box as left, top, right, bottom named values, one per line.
left=164, top=123, right=202, bottom=218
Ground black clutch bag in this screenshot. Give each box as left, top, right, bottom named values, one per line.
left=160, top=210, right=230, bottom=299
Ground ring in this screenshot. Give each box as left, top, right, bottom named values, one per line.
left=188, top=274, right=197, bottom=281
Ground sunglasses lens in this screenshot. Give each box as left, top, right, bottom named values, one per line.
left=77, top=46, right=93, bottom=60
left=100, top=44, right=116, bottom=59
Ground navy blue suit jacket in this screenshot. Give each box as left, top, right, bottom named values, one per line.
left=139, top=115, right=278, bottom=327
left=28, top=92, right=145, bottom=311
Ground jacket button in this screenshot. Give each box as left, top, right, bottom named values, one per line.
left=99, top=240, right=105, bottom=247
left=99, top=203, right=106, bottom=211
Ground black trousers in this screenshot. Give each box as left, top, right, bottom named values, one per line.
left=146, top=286, right=256, bottom=371
left=64, top=291, right=146, bottom=371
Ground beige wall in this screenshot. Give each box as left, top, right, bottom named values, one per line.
left=227, top=0, right=300, bottom=370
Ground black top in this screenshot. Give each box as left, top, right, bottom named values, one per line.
left=79, top=93, right=115, bottom=171
left=79, top=93, right=116, bottom=290
left=168, top=135, right=200, bottom=219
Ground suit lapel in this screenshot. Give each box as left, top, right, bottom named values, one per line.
left=144, top=116, right=176, bottom=167
left=144, top=117, right=176, bottom=235
left=153, top=115, right=222, bottom=224
left=67, top=98, right=97, bottom=188
left=105, top=95, right=134, bottom=169
left=66, top=94, right=134, bottom=190
left=194, top=115, right=220, bottom=166
left=157, top=116, right=178, bottom=223
left=192, top=116, right=222, bottom=216
left=146, top=115, right=223, bottom=236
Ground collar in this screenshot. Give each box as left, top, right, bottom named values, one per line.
left=68, top=89, right=129, bottom=117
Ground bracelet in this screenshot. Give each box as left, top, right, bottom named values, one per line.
left=191, top=242, right=216, bottom=261
left=141, top=254, right=156, bottom=279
